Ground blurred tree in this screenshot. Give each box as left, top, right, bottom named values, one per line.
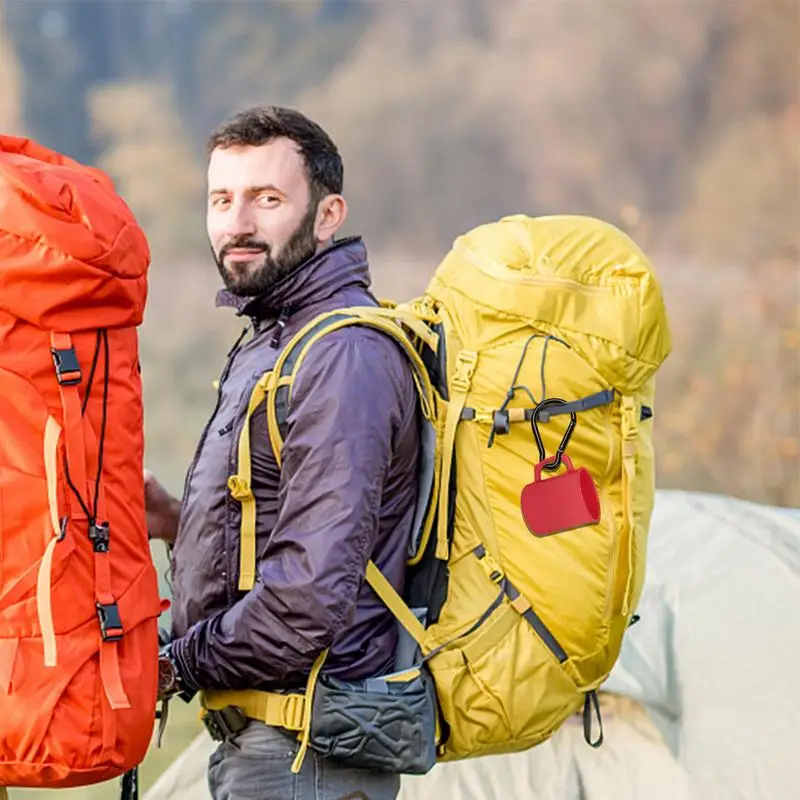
left=0, top=5, right=22, bottom=133
left=88, top=80, right=206, bottom=259
left=295, top=4, right=532, bottom=252
left=673, top=1, right=800, bottom=262
left=5, top=0, right=94, bottom=161
left=1, top=0, right=798, bottom=511
left=179, top=0, right=369, bottom=154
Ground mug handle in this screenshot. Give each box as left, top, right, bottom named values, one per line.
left=534, top=454, right=574, bottom=481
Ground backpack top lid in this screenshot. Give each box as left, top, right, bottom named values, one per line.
left=0, top=135, right=150, bottom=331
left=426, top=213, right=673, bottom=395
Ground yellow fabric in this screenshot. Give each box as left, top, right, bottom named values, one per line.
left=232, top=214, right=671, bottom=768
left=435, top=351, right=476, bottom=561
left=201, top=689, right=306, bottom=731
left=620, top=394, right=638, bottom=615
left=412, top=214, right=671, bottom=761
left=228, top=373, right=273, bottom=590
left=290, top=648, right=328, bottom=774
left=350, top=303, right=440, bottom=351
left=365, top=560, right=427, bottom=645
left=37, top=416, right=62, bottom=668
left=201, top=648, right=328, bottom=775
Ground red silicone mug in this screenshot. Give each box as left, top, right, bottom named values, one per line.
left=521, top=455, right=601, bottom=537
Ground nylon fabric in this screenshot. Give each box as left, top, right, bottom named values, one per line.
left=0, top=135, right=162, bottom=790
left=232, top=213, right=670, bottom=771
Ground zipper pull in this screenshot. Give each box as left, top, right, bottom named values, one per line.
left=270, top=304, right=292, bottom=349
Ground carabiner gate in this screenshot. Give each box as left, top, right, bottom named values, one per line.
left=531, top=397, right=577, bottom=471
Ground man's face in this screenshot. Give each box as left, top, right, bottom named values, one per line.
left=207, top=138, right=321, bottom=297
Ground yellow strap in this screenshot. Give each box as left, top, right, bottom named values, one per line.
left=265, top=373, right=285, bottom=468
left=350, top=305, right=440, bottom=352
left=290, top=315, right=435, bottom=424
left=37, top=416, right=62, bottom=668
left=384, top=667, right=421, bottom=682
left=36, top=538, right=59, bottom=668
left=200, top=648, right=328, bottom=775
left=264, top=309, right=437, bottom=485
left=229, top=372, right=273, bottom=591
left=435, top=350, right=477, bottom=560
left=620, top=395, right=638, bottom=615
left=291, top=648, right=328, bottom=774
left=202, top=689, right=306, bottom=731
left=44, top=417, right=61, bottom=538
left=365, top=560, right=426, bottom=646
left=508, top=408, right=527, bottom=423
left=270, top=311, right=439, bottom=571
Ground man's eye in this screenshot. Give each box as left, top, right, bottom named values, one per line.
left=212, top=196, right=230, bottom=208
left=258, top=195, right=280, bottom=206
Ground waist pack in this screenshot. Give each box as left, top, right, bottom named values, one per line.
left=0, top=137, right=162, bottom=793
left=223, top=214, right=672, bottom=772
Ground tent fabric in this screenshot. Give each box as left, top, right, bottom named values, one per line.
left=144, top=490, right=800, bottom=800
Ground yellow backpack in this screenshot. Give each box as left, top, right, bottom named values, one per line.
left=220, top=214, right=672, bottom=769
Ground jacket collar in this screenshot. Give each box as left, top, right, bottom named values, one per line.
left=215, top=236, right=371, bottom=320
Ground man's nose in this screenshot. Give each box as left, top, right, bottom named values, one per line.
left=224, top=201, right=257, bottom=237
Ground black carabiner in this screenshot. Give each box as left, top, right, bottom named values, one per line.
left=531, top=397, right=577, bottom=472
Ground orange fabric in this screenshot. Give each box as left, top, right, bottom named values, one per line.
left=0, top=136, right=162, bottom=789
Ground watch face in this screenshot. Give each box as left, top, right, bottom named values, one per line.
left=158, top=656, right=176, bottom=694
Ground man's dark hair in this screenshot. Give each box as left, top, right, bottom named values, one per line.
left=206, top=105, right=343, bottom=205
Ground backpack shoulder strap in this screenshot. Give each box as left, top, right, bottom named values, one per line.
left=229, top=305, right=442, bottom=593
left=275, top=306, right=442, bottom=569
left=266, top=305, right=437, bottom=463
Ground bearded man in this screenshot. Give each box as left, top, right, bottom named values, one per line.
left=144, top=106, right=418, bottom=800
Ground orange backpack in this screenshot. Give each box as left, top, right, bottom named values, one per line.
left=0, top=136, right=162, bottom=795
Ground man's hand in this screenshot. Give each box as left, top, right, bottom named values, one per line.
left=144, top=469, right=181, bottom=546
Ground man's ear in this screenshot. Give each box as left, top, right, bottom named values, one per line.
left=315, top=194, right=348, bottom=243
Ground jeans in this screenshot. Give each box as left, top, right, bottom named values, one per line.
left=207, top=720, right=401, bottom=800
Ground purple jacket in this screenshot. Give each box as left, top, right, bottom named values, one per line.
left=168, top=238, right=420, bottom=692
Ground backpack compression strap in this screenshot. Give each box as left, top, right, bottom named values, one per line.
left=50, top=332, right=130, bottom=725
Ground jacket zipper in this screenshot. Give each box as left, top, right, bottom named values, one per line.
left=269, top=304, right=293, bottom=349
left=222, top=317, right=286, bottom=603
left=177, top=325, right=251, bottom=518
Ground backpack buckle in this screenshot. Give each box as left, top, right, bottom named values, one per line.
left=202, top=706, right=248, bottom=742
left=228, top=475, right=253, bottom=502
left=89, top=521, right=110, bottom=553
left=474, top=544, right=505, bottom=584
left=96, top=601, right=124, bottom=642
left=51, top=346, right=82, bottom=386
left=451, top=351, right=478, bottom=393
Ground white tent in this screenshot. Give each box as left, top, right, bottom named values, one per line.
left=145, top=490, right=800, bottom=800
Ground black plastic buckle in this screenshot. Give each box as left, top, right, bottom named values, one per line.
left=492, top=410, right=510, bottom=436
left=51, top=347, right=82, bottom=386
left=97, top=601, right=124, bottom=642
left=203, top=707, right=248, bottom=742
left=89, top=521, right=110, bottom=553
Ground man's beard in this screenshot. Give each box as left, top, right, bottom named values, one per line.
left=213, top=206, right=318, bottom=297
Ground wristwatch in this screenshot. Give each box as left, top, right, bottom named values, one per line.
left=158, top=651, right=179, bottom=697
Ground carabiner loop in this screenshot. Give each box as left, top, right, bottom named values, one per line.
left=531, top=397, right=577, bottom=472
